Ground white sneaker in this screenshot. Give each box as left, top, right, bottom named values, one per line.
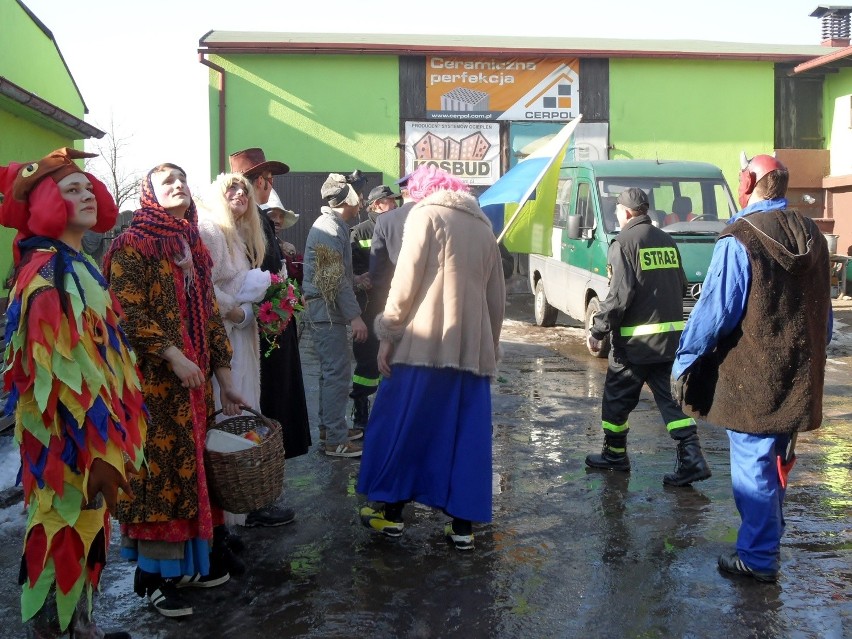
left=324, top=441, right=363, bottom=458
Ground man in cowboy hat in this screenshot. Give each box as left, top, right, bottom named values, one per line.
left=229, top=148, right=289, bottom=273
left=228, top=148, right=303, bottom=528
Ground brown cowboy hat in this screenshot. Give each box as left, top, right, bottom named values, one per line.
left=228, top=147, right=289, bottom=178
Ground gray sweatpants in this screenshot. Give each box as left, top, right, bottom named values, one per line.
left=310, top=322, right=352, bottom=445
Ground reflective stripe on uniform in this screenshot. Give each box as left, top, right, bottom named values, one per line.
left=619, top=321, right=685, bottom=337
left=358, top=239, right=372, bottom=248
left=602, top=420, right=628, bottom=433
left=666, top=417, right=696, bottom=431
left=352, top=374, right=380, bottom=387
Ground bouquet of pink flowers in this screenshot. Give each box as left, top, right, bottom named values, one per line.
left=255, top=273, right=303, bottom=357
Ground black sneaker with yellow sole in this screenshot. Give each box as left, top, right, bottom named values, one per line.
left=359, top=505, right=404, bottom=538
left=444, top=523, right=475, bottom=551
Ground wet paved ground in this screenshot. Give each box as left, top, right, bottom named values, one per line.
left=0, top=287, right=849, bottom=638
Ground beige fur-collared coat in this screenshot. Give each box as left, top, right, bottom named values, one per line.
left=375, top=188, right=506, bottom=377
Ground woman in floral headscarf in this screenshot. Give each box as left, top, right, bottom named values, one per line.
left=104, top=163, right=245, bottom=619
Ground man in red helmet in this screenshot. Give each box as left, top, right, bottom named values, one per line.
left=673, top=152, right=832, bottom=583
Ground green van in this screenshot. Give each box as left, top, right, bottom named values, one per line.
left=528, top=160, right=737, bottom=357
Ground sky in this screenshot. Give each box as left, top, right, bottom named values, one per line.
left=20, top=0, right=830, bottom=207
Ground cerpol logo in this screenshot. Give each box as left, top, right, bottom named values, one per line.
left=688, top=283, right=703, bottom=301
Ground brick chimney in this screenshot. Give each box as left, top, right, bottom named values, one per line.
left=811, top=5, right=852, bottom=47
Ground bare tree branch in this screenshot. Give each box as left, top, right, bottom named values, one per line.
left=85, top=118, right=141, bottom=214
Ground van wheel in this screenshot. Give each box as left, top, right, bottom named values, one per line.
left=534, top=280, right=558, bottom=327
left=585, top=297, right=610, bottom=358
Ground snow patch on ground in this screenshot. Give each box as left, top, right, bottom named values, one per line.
left=0, top=436, right=25, bottom=533
left=0, top=502, right=26, bottom=535
left=0, top=435, right=19, bottom=490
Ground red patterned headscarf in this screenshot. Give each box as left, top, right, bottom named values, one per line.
left=103, top=169, right=215, bottom=374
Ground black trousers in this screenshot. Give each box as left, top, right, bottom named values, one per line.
left=350, top=291, right=383, bottom=400
left=260, top=319, right=312, bottom=458
left=601, top=354, right=694, bottom=436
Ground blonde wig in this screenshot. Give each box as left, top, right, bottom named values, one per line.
left=205, top=172, right=266, bottom=268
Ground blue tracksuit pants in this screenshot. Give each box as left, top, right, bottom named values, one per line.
left=728, top=430, right=792, bottom=573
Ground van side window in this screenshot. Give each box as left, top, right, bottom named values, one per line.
left=575, top=182, right=594, bottom=228
left=553, top=178, right=573, bottom=228
left=599, top=195, right=618, bottom=232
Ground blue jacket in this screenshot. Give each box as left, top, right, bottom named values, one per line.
left=673, top=198, right=833, bottom=379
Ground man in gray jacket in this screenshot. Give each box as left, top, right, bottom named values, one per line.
left=303, top=173, right=368, bottom=457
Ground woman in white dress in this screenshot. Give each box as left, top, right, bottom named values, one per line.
left=198, top=173, right=269, bottom=420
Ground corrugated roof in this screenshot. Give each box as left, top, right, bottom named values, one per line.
left=198, top=31, right=836, bottom=61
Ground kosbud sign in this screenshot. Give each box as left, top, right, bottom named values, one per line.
left=403, top=121, right=501, bottom=186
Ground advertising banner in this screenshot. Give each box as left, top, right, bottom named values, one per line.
left=426, top=57, right=580, bottom=122
left=403, top=121, right=501, bottom=186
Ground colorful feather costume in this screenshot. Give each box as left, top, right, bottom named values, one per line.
left=0, top=150, right=147, bottom=633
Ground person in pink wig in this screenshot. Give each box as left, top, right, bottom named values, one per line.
left=357, top=165, right=506, bottom=550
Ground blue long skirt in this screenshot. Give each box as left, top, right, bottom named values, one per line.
left=120, top=538, right=211, bottom=578
left=356, top=364, right=493, bottom=523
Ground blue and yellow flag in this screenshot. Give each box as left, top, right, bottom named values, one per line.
left=479, top=117, right=581, bottom=256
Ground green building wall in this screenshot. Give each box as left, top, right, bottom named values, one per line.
left=609, top=59, right=774, bottom=190
left=208, top=54, right=400, bottom=182
left=0, top=0, right=87, bottom=297
left=823, top=67, right=852, bottom=153
left=209, top=50, right=844, bottom=210
left=0, top=110, right=73, bottom=283
left=0, top=0, right=83, bottom=114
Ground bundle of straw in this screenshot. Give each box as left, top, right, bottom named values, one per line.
left=312, top=243, right=343, bottom=305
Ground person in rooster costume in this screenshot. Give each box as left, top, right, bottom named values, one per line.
left=0, top=147, right=147, bottom=638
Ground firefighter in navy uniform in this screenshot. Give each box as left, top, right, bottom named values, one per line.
left=349, top=185, right=402, bottom=429
left=586, top=187, right=711, bottom=486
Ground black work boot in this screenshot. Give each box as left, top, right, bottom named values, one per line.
left=133, top=566, right=156, bottom=598
left=213, top=525, right=245, bottom=576
left=585, top=435, right=630, bottom=471
left=663, top=433, right=712, bottom=486
left=352, top=396, right=370, bottom=429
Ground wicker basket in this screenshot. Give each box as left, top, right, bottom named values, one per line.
left=204, top=407, right=285, bottom=514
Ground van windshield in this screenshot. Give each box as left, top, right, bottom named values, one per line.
left=597, top=178, right=737, bottom=234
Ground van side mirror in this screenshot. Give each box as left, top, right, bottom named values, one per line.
left=567, top=215, right=581, bottom=239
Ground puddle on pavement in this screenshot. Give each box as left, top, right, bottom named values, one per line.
left=1, top=293, right=850, bottom=638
